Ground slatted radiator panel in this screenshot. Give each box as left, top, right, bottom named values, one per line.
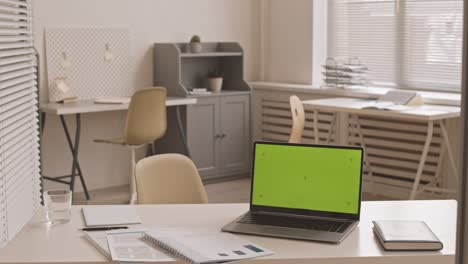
left=259, top=97, right=337, bottom=144
left=0, top=0, right=40, bottom=248
left=348, top=115, right=444, bottom=198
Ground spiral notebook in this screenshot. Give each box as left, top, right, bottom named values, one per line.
left=84, top=229, right=174, bottom=262
left=144, top=228, right=274, bottom=264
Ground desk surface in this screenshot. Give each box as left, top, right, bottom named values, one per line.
left=0, top=200, right=456, bottom=264
left=303, top=97, right=460, bottom=121
left=40, top=97, right=197, bottom=115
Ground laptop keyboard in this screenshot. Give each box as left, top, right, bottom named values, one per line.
left=237, top=212, right=351, bottom=233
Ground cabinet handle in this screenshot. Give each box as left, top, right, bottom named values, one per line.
left=221, top=134, right=226, bottom=138
left=215, top=134, right=221, bottom=139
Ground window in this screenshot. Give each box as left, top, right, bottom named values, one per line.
left=328, top=0, right=463, bottom=92
left=0, top=0, right=40, bottom=247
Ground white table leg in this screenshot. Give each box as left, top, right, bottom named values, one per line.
left=440, top=120, right=458, bottom=182
left=410, top=121, right=434, bottom=200
left=353, top=114, right=375, bottom=194
left=314, top=110, right=319, bottom=144
left=434, top=141, right=446, bottom=189
left=326, top=113, right=337, bottom=144
left=130, top=147, right=137, bottom=205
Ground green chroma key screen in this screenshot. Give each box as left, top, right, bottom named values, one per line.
left=252, top=143, right=362, bottom=215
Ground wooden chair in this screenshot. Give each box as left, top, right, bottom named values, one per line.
left=135, top=154, right=208, bottom=204
left=289, top=95, right=305, bottom=144
left=94, top=87, right=167, bottom=204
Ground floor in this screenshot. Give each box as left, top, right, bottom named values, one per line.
left=73, top=177, right=387, bottom=205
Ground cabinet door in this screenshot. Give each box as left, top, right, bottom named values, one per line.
left=219, top=95, right=251, bottom=176
left=187, top=97, right=220, bottom=178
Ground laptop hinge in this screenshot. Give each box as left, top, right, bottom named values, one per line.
left=253, top=211, right=354, bottom=222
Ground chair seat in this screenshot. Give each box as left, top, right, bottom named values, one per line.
left=94, top=138, right=148, bottom=150
left=94, top=138, right=127, bottom=145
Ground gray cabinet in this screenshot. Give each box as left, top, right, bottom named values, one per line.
left=153, top=42, right=251, bottom=179
left=187, top=97, right=219, bottom=177
left=187, top=94, right=250, bottom=180
left=219, top=95, right=250, bottom=175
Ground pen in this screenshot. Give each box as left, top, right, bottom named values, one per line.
left=80, top=226, right=128, bottom=232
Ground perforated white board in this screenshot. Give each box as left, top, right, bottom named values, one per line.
left=45, top=28, right=134, bottom=102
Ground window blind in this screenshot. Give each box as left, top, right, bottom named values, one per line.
left=0, top=0, right=40, bottom=247
left=328, top=0, right=463, bottom=92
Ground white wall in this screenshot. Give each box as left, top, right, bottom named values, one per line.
left=261, top=0, right=314, bottom=84
left=34, top=0, right=260, bottom=192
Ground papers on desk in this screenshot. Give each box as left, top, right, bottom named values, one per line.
left=107, top=230, right=174, bottom=262
left=189, top=88, right=212, bottom=96
left=84, top=227, right=272, bottom=263
left=94, top=96, right=131, bottom=104
left=348, top=90, right=423, bottom=111
left=84, top=229, right=174, bottom=262
left=83, top=231, right=111, bottom=258
left=360, top=101, right=415, bottom=111
left=144, top=227, right=274, bottom=264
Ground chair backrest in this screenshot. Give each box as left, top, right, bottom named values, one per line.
left=124, top=87, right=167, bottom=145
left=135, top=154, right=209, bottom=204
left=288, top=95, right=305, bottom=144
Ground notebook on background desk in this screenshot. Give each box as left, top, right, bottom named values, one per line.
left=94, top=97, right=131, bottom=104
left=82, top=205, right=141, bottom=227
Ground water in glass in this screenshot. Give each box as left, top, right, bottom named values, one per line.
left=44, top=189, right=72, bottom=224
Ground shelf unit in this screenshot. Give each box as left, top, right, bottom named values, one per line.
left=153, top=42, right=251, bottom=180
left=180, top=52, right=242, bottom=58
left=153, top=42, right=250, bottom=97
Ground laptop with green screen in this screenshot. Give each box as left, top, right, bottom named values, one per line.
left=222, top=141, right=363, bottom=243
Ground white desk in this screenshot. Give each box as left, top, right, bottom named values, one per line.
left=39, top=98, right=197, bottom=200
left=0, top=200, right=456, bottom=264
left=302, top=98, right=461, bottom=199
left=40, top=97, right=196, bottom=115
left=302, top=98, right=460, bottom=121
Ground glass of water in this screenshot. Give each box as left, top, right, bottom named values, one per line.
left=44, top=189, right=72, bottom=224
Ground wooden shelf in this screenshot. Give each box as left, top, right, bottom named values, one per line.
left=180, top=52, right=242, bottom=58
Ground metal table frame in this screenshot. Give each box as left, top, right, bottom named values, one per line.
left=41, top=113, right=90, bottom=200
left=40, top=98, right=196, bottom=200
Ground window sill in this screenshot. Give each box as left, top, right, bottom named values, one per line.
left=250, top=82, right=461, bottom=106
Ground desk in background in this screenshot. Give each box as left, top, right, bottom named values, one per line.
left=39, top=97, right=197, bottom=200
left=303, top=97, right=460, bottom=200
left=0, top=200, right=456, bottom=264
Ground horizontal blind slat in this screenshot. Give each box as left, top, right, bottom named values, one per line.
left=0, top=67, right=35, bottom=82
left=0, top=80, right=35, bottom=97
left=0, top=0, right=29, bottom=7
left=0, top=19, right=30, bottom=27
left=0, top=48, right=34, bottom=58
left=0, top=55, right=33, bottom=66
left=0, top=12, right=31, bottom=21
left=0, top=61, right=35, bottom=74
left=0, top=100, right=35, bottom=123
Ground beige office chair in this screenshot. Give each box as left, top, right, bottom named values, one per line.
left=289, top=95, right=305, bottom=144
left=135, top=154, right=208, bottom=204
left=94, top=87, right=167, bottom=204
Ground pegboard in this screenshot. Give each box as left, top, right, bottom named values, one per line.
left=45, top=28, right=134, bottom=102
